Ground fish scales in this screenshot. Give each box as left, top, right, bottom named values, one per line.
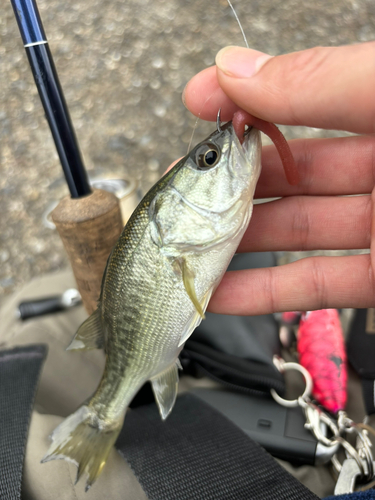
left=42, top=122, right=262, bottom=490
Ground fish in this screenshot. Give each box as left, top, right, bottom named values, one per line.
left=41, top=116, right=262, bottom=490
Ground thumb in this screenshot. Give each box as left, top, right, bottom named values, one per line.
left=215, top=43, right=375, bottom=134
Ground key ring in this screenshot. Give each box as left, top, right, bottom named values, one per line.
left=270, top=357, right=313, bottom=408
left=337, top=437, right=367, bottom=477
left=337, top=412, right=374, bottom=480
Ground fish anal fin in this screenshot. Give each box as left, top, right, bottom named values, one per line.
left=41, top=406, right=123, bottom=491
left=178, top=288, right=212, bottom=347
left=180, top=258, right=205, bottom=319
left=151, top=364, right=179, bottom=420
left=67, top=309, right=104, bottom=351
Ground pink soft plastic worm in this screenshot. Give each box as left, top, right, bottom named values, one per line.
left=232, top=109, right=300, bottom=186
left=297, top=309, right=347, bottom=414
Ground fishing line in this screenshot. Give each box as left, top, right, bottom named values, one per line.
left=186, top=87, right=222, bottom=154
left=226, top=0, right=249, bottom=49
left=187, top=117, right=200, bottom=154
left=186, top=0, right=248, bottom=153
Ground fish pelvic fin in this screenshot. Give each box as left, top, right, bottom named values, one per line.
left=67, top=309, right=104, bottom=351
left=151, top=363, right=179, bottom=420
left=180, top=258, right=205, bottom=319
left=41, top=406, right=123, bottom=491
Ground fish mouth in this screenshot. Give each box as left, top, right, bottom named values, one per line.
left=218, top=111, right=258, bottom=163
left=213, top=115, right=254, bottom=156
left=217, top=109, right=253, bottom=146
left=226, top=115, right=261, bottom=181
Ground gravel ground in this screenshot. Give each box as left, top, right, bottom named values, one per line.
left=1, top=0, right=375, bottom=303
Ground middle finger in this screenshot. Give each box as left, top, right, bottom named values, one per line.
left=240, top=194, right=371, bottom=253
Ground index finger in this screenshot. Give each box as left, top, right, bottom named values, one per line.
left=184, top=43, right=375, bottom=134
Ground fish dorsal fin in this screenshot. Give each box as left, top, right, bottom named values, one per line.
left=66, top=309, right=104, bottom=351
left=180, top=258, right=205, bottom=319
left=178, top=288, right=212, bottom=347
left=151, top=363, right=179, bottom=420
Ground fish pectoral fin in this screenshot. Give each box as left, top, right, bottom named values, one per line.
left=180, top=258, right=205, bottom=319
left=178, top=288, right=212, bottom=347
left=41, top=405, right=123, bottom=491
left=67, top=309, right=105, bottom=351
left=151, top=364, right=179, bottom=420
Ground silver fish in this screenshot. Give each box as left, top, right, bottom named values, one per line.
left=41, top=121, right=261, bottom=490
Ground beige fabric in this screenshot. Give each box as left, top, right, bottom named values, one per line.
left=0, top=270, right=104, bottom=417
left=0, top=269, right=372, bottom=498
left=22, top=412, right=147, bottom=500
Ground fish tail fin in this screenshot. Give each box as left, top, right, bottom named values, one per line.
left=41, top=406, right=123, bottom=491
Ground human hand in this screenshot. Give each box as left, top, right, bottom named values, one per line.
left=182, top=43, right=375, bottom=315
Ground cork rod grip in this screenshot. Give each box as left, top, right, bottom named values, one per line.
left=51, top=189, right=123, bottom=314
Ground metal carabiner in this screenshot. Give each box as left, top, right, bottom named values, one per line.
left=270, top=357, right=340, bottom=462
left=303, top=399, right=340, bottom=448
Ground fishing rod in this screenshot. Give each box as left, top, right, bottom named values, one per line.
left=10, top=0, right=124, bottom=313
left=10, top=0, right=91, bottom=199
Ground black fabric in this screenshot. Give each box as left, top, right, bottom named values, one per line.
left=117, top=393, right=318, bottom=500
left=347, top=309, right=375, bottom=414
left=181, top=339, right=285, bottom=397
left=190, top=311, right=282, bottom=364
left=361, top=378, right=375, bottom=416
left=0, top=344, right=47, bottom=500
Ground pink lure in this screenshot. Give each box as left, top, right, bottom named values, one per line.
left=297, top=309, right=347, bottom=414
left=232, top=109, right=300, bottom=186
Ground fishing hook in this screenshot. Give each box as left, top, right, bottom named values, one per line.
left=216, top=108, right=222, bottom=132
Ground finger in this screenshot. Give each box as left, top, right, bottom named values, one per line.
left=185, top=43, right=375, bottom=134
left=183, top=67, right=240, bottom=121
left=240, top=195, right=371, bottom=253
left=371, top=188, right=375, bottom=282
left=257, top=134, right=375, bottom=198
left=208, top=254, right=374, bottom=316
left=165, top=157, right=183, bottom=173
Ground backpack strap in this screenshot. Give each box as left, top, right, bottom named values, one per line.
left=0, top=345, right=47, bottom=500
left=117, top=393, right=318, bottom=500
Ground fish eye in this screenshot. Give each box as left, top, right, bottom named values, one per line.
left=196, top=143, right=221, bottom=170
left=204, top=150, right=218, bottom=165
